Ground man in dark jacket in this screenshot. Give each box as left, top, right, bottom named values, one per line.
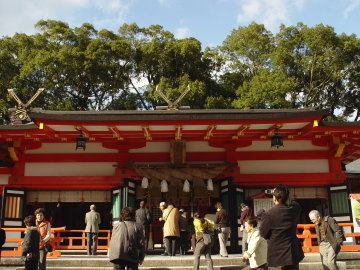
left=260, top=184, right=304, bottom=269
left=239, top=203, right=253, bottom=254
left=135, top=201, right=152, bottom=251
left=309, top=210, right=345, bottom=270
left=109, top=207, right=145, bottom=270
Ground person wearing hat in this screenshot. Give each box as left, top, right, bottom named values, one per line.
left=178, top=208, right=189, bottom=255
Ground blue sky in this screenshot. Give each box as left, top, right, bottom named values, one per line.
left=1, top=0, right=359, bottom=47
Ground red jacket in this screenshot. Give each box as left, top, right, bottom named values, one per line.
left=36, top=220, right=51, bottom=249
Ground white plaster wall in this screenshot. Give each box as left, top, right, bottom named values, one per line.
left=236, top=140, right=328, bottom=151
left=25, top=162, right=116, bottom=176
left=238, top=159, right=329, bottom=174
left=0, top=174, right=9, bottom=184
left=26, top=143, right=118, bottom=153
left=186, top=141, right=225, bottom=152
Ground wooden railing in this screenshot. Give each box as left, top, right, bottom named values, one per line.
left=3, top=223, right=360, bottom=257
left=297, top=223, right=360, bottom=253
left=55, top=230, right=110, bottom=253
left=2, top=227, right=65, bottom=257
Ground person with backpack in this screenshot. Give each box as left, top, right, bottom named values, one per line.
left=309, top=210, right=345, bottom=270
left=193, top=212, right=215, bottom=270
left=109, top=207, right=145, bottom=270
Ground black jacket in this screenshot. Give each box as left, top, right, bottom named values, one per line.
left=260, top=201, right=304, bottom=267
left=315, top=216, right=345, bottom=254
left=21, top=227, right=40, bottom=260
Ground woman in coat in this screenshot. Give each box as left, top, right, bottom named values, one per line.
left=242, top=217, right=268, bottom=270
left=193, top=212, right=214, bottom=270
left=109, top=207, right=145, bottom=270
left=22, top=215, right=40, bottom=270
left=35, top=208, right=51, bottom=270
left=162, top=202, right=180, bottom=256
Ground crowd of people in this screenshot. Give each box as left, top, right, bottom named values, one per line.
left=13, top=184, right=346, bottom=270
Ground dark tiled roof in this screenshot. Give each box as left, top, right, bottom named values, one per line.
left=27, top=108, right=331, bottom=121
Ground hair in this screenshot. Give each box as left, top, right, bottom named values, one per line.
left=193, top=212, right=200, bottom=218
left=309, top=210, right=321, bottom=219
left=34, top=208, right=46, bottom=216
left=273, top=184, right=289, bottom=204
left=121, top=207, right=135, bottom=221
left=244, top=217, right=258, bottom=228
left=215, top=202, right=223, bottom=209
left=90, top=204, right=96, bottom=210
left=240, top=203, right=247, bottom=208
left=159, top=202, right=166, bottom=207
left=24, top=215, right=36, bottom=227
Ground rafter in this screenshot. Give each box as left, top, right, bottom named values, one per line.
left=108, top=126, right=124, bottom=141
left=142, top=126, right=152, bottom=141
left=232, top=124, right=250, bottom=139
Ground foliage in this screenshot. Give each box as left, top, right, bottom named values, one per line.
left=0, top=20, right=358, bottom=121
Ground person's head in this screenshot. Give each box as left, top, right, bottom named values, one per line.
left=272, top=184, right=289, bottom=205
left=24, top=215, right=36, bottom=227
left=139, top=201, right=145, bottom=208
left=90, top=204, right=96, bottom=211
left=179, top=208, right=185, bottom=214
left=244, top=217, right=258, bottom=232
left=159, top=202, right=167, bottom=211
left=193, top=212, right=200, bottom=219
left=240, top=203, right=247, bottom=210
left=256, top=209, right=265, bottom=220
left=215, top=202, right=223, bottom=210
left=34, top=208, right=46, bottom=222
left=309, top=210, right=322, bottom=225
left=121, top=207, right=135, bottom=221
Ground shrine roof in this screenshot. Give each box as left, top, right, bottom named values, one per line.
left=26, top=108, right=330, bottom=121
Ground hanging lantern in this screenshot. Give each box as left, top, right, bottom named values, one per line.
left=271, top=128, right=284, bottom=148
left=183, top=179, right=190, bottom=192
left=207, top=178, right=214, bottom=191
left=161, top=179, right=168, bottom=193
left=141, top=177, right=149, bottom=189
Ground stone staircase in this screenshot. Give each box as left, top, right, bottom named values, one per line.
left=0, top=252, right=359, bottom=270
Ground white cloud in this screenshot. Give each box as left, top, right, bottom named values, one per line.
left=0, top=0, right=133, bottom=37
left=236, top=0, right=303, bottom=32
left=343, top=0, right=360, bottom=18
left=175, top=27, right=189, bottom=39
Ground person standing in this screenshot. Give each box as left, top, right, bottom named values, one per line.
left=162, top=202, right=180, bottom=256
left=85, top=204, right=101, bottom=255
left=158, top=202, right=168, bottom=255
left=109, top=207, right=145, bottom=270
left=260, top=184, right=304, bottom=270
left=22, top=215, right=40, bottom=270
left=0, top=226, right=6, bottom=262
left=309, top=210, right=345, bottom=270
left=242, top=217, right=268, bottom=270
left=193, top=212, right=214, bottom=270
left=178, top=208, right=189, bottom=255
left=35, top=208, right=51, bottom=270
left=240, top=203, right=253, bottom=254
left=214, top=202, right=230, bottom=257
left=135, top=201, right=152, bottom=251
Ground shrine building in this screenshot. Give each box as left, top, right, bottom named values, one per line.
left=0, top=107, right=359, bottom=251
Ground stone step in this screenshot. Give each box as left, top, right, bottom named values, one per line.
left=0, top=253, right=357, bottom=270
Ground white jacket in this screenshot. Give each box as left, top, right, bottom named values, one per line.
left=245, top=228, right=268, bottom=268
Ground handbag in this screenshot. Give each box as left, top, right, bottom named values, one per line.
left=202, top=222, right=214, bottom=246
left=44, top=243, right=53, bottom=253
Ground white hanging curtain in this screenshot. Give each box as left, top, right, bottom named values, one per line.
left=207, top=178, right=214, bottom=191
left=141, top=177, right=149, bottom=189
left=183, top=179, right=190, bottom=192
left=161, top=179, right=168, bottom=192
